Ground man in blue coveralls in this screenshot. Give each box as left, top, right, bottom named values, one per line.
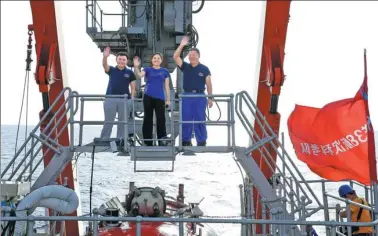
left=173, top=36, right=213, bottom=146
left=101, top=46, right=136, bottom=139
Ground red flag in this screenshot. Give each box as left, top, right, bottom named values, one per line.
left=287, top=50, right=376, bottom=185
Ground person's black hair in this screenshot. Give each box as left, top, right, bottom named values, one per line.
left=116, top=51, right=129, bottom=60
left=151, top=52, right=163, bottom=59
left=189, top=48, right=200, bottom=57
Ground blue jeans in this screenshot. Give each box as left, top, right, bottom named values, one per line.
left=181, top=92, right=207, bottom=143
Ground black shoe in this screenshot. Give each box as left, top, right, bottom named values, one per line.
left=158, top=136, right=172, bottom=146
left=127, top=137, right=135, bottom=146
left=144, top=141, right=153, bottom=146
left=126, top=134, right=135, bottom=146
left=158, top=141, right=167, bottom=146
left=182, top=141, right=192, bottom=146
left=197, top=141, right=206, bottom=146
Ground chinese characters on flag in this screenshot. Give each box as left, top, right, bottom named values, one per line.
left=287, top=50, right=376, bottom=185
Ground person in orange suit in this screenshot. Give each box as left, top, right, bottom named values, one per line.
left=338, top=184, right=373, bottom=236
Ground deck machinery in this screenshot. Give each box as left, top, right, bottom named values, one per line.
left=1, top=1, right=376, bottom=236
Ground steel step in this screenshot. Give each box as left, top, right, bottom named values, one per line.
left=130, top=146, right=176, bottom=162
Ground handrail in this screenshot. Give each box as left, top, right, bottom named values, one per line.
left=2, top=87, right=71, bottom=177
left=325, top=192, right=372, bottom=210
left=234, top=91, right=323, bottom=219
left=238, top=91, right=323, bottom=209
left=3, top=215, right=378, bottom=227
left=3, top=87, right=377, bottom=236
left=86, top=0, right=129, bottom=33
left=21, top=92, right=80, bottom=181
left=70, top=92, right=235, bottom=149
left=2, top=212, right=375, bottom=236
left=1, top=88, right=79, bottom=183
left=298, top=179, right=372, bottom=187
left=177, top=93, right=235, bottom=149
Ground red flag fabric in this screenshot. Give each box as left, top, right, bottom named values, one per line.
left=287, top=51, right=376, bottom=185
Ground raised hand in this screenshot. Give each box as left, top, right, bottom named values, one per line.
left=180, top=36, right=190, bottom=46
left=103, top=46, right=111, bottom=58
left=133, top=56, right=140, bottom=67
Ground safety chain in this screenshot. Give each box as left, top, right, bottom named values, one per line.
left=26, top=30, right=33, bottom=71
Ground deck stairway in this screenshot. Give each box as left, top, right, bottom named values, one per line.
left=1, top=87, right=327, bottom=236
left=234, top=91, right=323, bottom=235
left=1, top=88, right=78, bottom=192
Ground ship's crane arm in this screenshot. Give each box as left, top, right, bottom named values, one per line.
left=251, top=1, right=291, bottom=233
left=28, top=1, right=79, bottom=235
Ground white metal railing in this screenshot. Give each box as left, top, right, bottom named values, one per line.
left=1, top=88, right=79, bottom=183
left=2, top=215, right=378, bottom=236
left=3, top=87, right=378, bottom=236
left=235, top=91, right=322, bottom=219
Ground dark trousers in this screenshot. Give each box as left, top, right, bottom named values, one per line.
left=142, top=94, right=166, bottom=146
left=354, top=234, right=372, bottom=236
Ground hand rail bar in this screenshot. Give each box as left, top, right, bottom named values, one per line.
left=237, top=91, right=323, bottom=208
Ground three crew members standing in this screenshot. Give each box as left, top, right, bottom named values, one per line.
left=100, top=36, right=213, bottom=146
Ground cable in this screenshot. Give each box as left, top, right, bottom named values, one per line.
left=88, top=145, right=110, bottom=217
left=233, top=153, right=246, bottom=190
left=135, top=0, right=148, bottom=19
left=205, top=100, right=221, bottom=122
left=192, top=0, right=205, bottom=14
left=24, top=67, right=30, bottom=172
left=89, top=145, right=95, bottom=217
left=12, top=31, right=33, bottom=174
left=183, top=24, right=199, bottom=52
left=12, top=71, right=30, bottom=174
left=120, top=0, right=147, bottom=19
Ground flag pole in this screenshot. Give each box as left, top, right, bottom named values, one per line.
left=365, top=49, right=378, bottom=231
left=364, top=49, right=377, bottom=183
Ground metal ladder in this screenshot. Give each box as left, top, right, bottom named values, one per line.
left=128, top=92, right=178, bottom=172
left=1, top=88, right=79, bottom=191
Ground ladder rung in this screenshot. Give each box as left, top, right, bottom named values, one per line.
left=133, top=156, right=174, bottom=162
left=131, top=146, right=176, bottom=162
left=136, top=147, right=173, bottom=152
